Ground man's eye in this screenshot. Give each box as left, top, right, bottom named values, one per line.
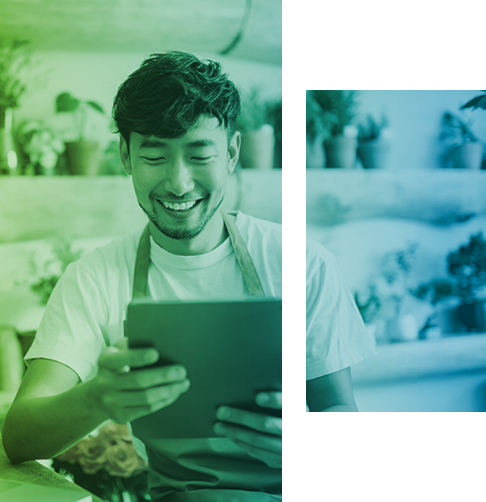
left=192, top=156, right=211, bottom=162
left=143, top=157, right=165, bottom=162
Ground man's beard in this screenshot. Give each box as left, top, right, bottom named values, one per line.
left=139, top=195, right=224, bottom=241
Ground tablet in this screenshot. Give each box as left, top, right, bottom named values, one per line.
left=126, top=297, right=282, bottom=439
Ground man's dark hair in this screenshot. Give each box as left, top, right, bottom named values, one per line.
left=112, top=51, right=241, bottom=147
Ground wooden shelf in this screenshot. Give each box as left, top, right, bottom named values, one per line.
left=351, top=333, right=486, bottom=384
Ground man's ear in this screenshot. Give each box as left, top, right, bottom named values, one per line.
left=119, top=137, right=132, bottom=175
left=227, top=131, right=241, bottom=174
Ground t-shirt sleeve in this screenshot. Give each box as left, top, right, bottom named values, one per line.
left=25, top=259, right=109, bottom=382
left=306, top=240, right=376, bottom=381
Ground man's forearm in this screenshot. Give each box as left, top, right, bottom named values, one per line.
left=2, top=379, right=107, bottom=464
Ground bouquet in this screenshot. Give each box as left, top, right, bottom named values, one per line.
left=53, top=423, right=149, bottom=502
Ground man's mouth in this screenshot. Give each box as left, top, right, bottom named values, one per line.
left=159, top=199, right=202, bottom=211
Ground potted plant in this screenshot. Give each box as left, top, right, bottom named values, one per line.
left=357, top=114, right=392, bottom=169
left=446, top=232, right=486, bottom=332
left=237, top=87, right=276, bottom=170
left=440, top=112, right=483, bottom=169
left=56, top=92, right=105, bottom=175
left=0, top=38, right=31, bottom=175
left=416, top=233, right=486, bottom=334
left=375, top=242, right=420, bottom=342
left=306, top=92, right=335, bottom=168
left=15, top=120, right=64, bottom=175
left=413, top=278, right=456, bottom=339
left=310, top=90, right=359, bottom=169
left=29, top=238, right=82, bottom=305
left=354, top=284, right=381, bottom=342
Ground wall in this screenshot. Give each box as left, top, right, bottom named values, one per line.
left=16, top=50, right=282, bottom=151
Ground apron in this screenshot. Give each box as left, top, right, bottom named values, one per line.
left=128, top=211, right=281, bottom=501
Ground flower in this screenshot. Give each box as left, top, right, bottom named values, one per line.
left=99, top=423, right=133, bottom=445
left=105, top=441, right=145, bottom=478
left=54, top=423, right=148, bottom=478
left=76, top=436, right=109, bottom=475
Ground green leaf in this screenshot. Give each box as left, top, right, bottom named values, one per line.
left=460, top=93, right=486, bottom=111
left=87, top=100, right=104, bottom=114
left=56, top=92, right=80, bottom=112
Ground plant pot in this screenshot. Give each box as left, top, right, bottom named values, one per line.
left=437, top=301, right=486, bottom=335
left=324, top=135, right=357, bottom=169
left=449, top=142, right=483, bottom=169
left=357, top=139, right=390, bottom=169
left=437, top=305, right=464, bottom=335
left=386, top=314, right=418, bottom=342
left=456, top=300, right=486, bottom=332
left=239, top=125, right=275, bottom=170
left=306, top=134, right=326, bottom=168
left=64, top=140, right=100, bottom=175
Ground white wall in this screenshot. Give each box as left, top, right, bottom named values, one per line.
left=356, top=90, right=486, bottom=170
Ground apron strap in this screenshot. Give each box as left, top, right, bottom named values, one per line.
left=133, top=224, right=151, bottom=298
left=221, top=211, right=265, bottom=297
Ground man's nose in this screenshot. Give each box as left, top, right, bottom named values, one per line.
left=163, top=159, right=195, bottom=196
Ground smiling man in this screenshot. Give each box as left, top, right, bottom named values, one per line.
left=2, top=52, right=282, bottom=501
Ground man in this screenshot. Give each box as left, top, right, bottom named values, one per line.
left=3, top=51, right=282, bottom=501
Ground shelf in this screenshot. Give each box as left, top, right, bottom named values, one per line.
left=351, top=333, right=486, bottom=384
left=307, top=170, right=486, bottom=227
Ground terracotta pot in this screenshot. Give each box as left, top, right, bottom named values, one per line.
left=240, top=125, right=275, bottom=170
left=437, top=305, right=465, bottom=335
left=64, top=140, right=100, bottom=175
left=386, top=314, right=418, bottom=342
left=0, top=107, right=18, bottom=175
left=449, top=142, right=483, bottom=169
left=324, top=135, right=357, bottom=169
left=357, top=139, right=390, bottom=169
left=437, top=302, right=486, bottom=335
left=456, top=301, right=486, bottom=332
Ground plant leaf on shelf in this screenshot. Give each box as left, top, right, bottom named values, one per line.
left=56, top=92, right=80, bottom=112
left=460, top=92, right=486, bottom=111
left=87, top=100, right=104, bottom=114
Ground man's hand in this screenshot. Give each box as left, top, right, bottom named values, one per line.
left=88, top=338, right=190, bottom=423
left=213, top=391, right=282, bottom=469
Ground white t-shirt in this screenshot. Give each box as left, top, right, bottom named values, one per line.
left=306, top=237, right=376, bottom=381
left=26, top=212, right=282, bottom=382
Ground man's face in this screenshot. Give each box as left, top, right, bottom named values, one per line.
left=120, top=116, right=240, bottom=242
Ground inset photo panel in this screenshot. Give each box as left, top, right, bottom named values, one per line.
left=306, top=90, right=486, bottom=412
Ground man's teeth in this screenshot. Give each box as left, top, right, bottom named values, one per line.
left=161, top=200, right=197, bottom=211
